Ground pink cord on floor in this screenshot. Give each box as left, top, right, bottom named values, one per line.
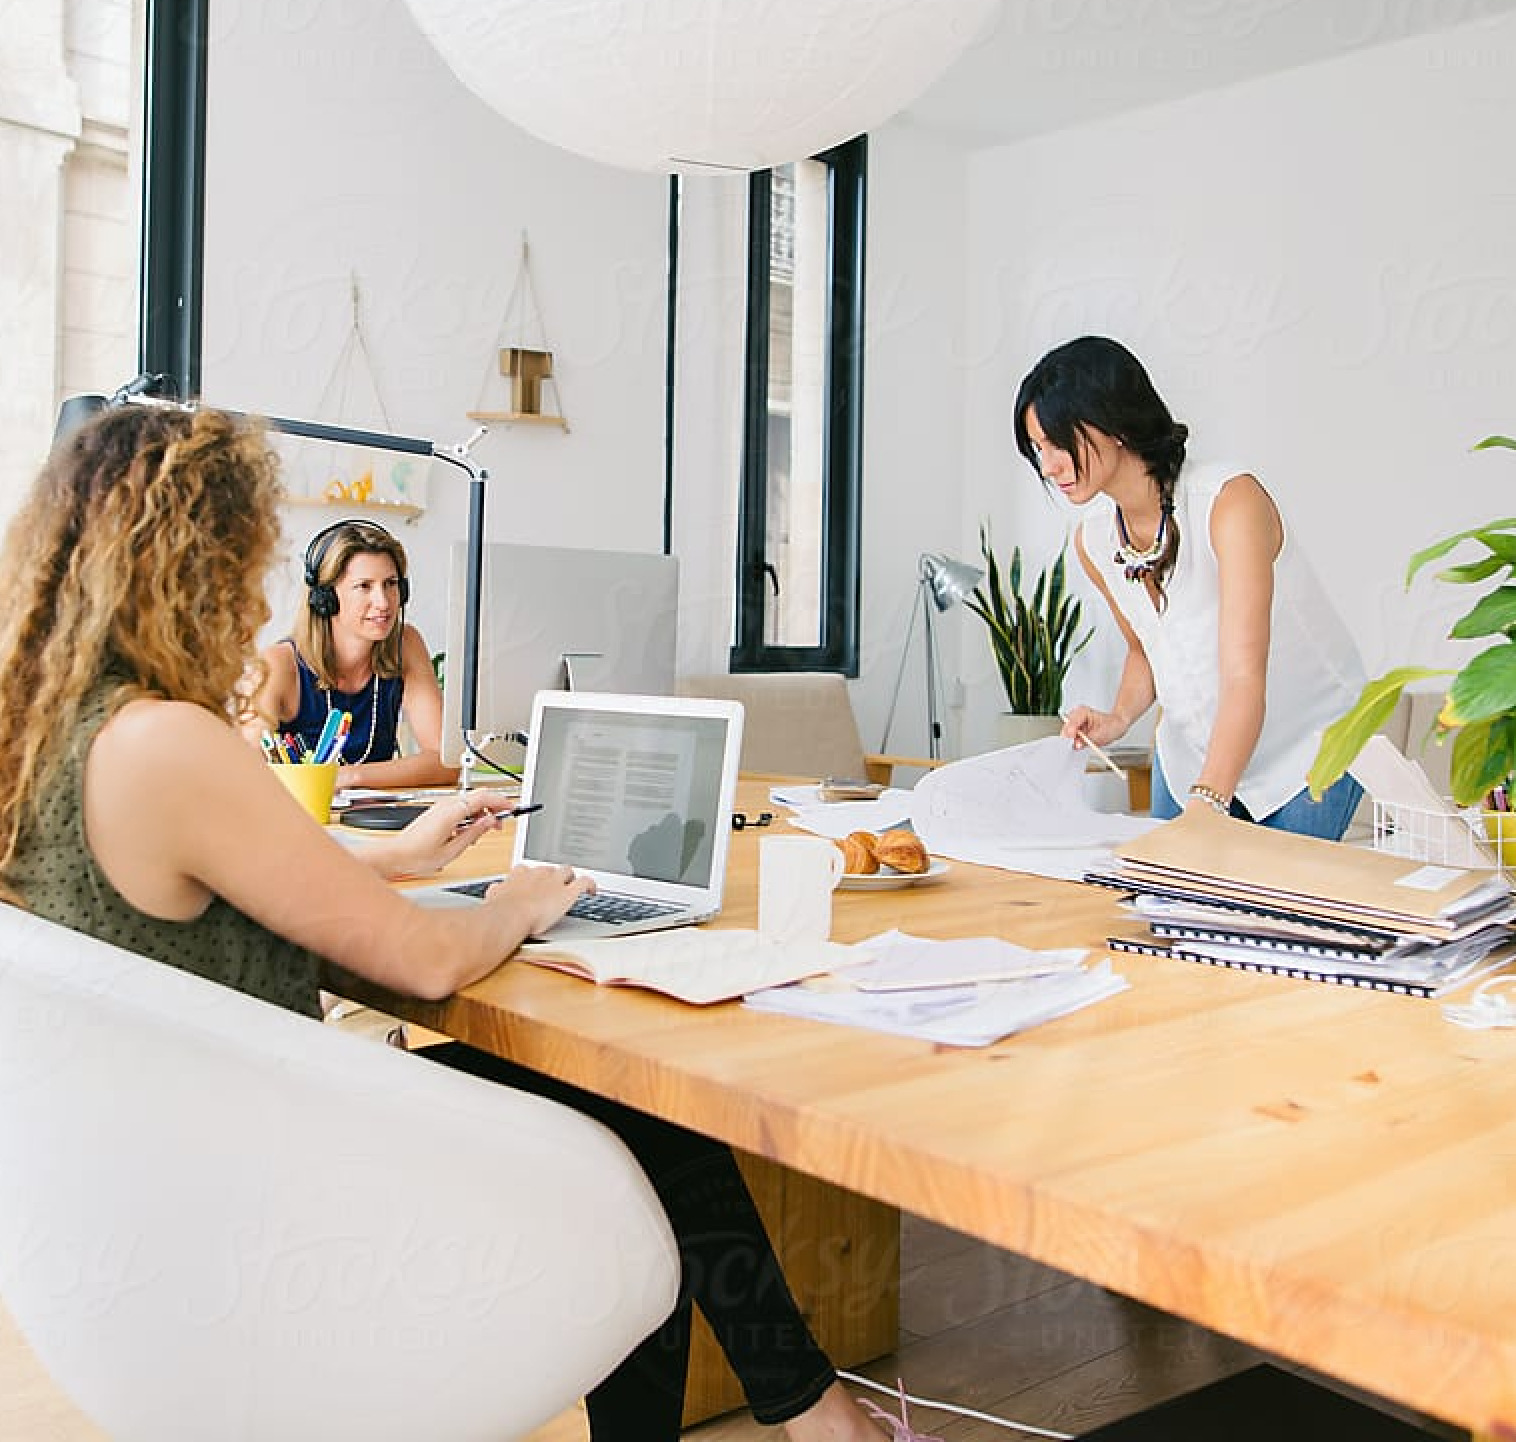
left=857, top=1379, right=945, bottom=1442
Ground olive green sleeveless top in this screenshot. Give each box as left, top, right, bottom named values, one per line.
left=10, top=685, right=323, bottom=1019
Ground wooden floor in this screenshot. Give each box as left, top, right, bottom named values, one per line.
left=1, top=1212, right=1464, bottom=1441
left=523, top=1213, right=1464, bottom=1442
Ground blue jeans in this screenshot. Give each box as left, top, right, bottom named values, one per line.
left=1151, top=750, right=1364, bottom=841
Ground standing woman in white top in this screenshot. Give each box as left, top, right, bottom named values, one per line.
left=1013, top=335, right=1366, bottom=839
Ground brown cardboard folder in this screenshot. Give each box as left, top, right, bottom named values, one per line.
left=1113, top=810, right=1508, bottom=935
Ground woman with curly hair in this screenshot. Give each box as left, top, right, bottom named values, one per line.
left=1014, top=335, right=1366, bottom=839
left=0, top=402, right=887, bottom=1441
left=245, top=516, right=456, bottom=790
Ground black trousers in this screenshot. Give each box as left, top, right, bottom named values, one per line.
left=418, top=1042, right=836, bottom=1439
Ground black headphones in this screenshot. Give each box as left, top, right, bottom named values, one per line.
left=302, top=519, right=410, bottom=619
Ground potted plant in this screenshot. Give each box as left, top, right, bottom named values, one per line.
left=962, top=522, right=1092, bottom=745
left=1308, top=434, right=1516, bottom=822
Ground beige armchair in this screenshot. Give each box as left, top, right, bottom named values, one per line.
left=676, top=672, right=935, bottom=783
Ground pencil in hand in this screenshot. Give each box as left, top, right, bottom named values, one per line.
left=1059, top=713, right=1126, bottom=779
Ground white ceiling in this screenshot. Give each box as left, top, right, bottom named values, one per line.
left=901, top=0, right=1516, bottom=148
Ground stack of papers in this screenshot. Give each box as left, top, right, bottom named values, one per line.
left=1096, top=810, right=1516, bottom=997
left=743, top=930, right=1127, bottom=1046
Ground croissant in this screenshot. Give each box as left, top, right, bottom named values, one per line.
left=838, top=830, right=879, bottom=874
left=875, top=828, right=929, bottom=875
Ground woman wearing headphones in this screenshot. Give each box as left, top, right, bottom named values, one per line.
left=247, top=519, right=456, bottom=789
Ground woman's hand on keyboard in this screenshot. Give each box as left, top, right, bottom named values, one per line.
left=486, top=863, right=596, bottom=937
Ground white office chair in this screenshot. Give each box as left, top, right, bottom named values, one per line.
left=0, top=906, right=679, bottom=1442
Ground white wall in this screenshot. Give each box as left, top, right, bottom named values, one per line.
left=853, top=121, right=976, bottom=760
left=204, top=0, right=669, bottom=655
left=947, top=11, right=1516, bottom=757
left=199, top=4, right=1516, bottom=768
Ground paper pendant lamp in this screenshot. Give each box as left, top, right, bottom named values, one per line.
left=400, top=0, right=1002, bottom=174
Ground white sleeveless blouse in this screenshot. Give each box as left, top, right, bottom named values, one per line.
left=1080, top=461, right=1364, bottom=820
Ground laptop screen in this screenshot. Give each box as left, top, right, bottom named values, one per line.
left=517, top=698, right=735, bottom=888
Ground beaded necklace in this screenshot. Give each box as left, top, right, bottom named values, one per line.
left=1113, top=504, right=1170, bottom=583
left=324, top=670, right=380, bottom=765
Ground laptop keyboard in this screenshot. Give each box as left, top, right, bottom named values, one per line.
left=565, top=892, right=683, bottom=925
left=442, top=879, right=682, bottom=926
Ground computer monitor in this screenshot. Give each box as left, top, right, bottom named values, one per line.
left=439, top=541, right=680, bottom=767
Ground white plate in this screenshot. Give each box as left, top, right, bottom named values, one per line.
left=838, top=860, right=950, bottom=891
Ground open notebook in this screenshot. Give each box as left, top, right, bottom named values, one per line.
left=409, top=689, right=745, bottom=941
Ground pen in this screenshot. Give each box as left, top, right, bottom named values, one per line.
left=453, top=801, right=544, bottom=834
left=314, top=711, right=352, bottom=765
left=311, top=709, right=343, bottom=763
left=1059, top=713, right=1126, bottom=779
left=259, top=730, right=284, bottom=764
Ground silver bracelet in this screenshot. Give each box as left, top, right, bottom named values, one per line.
left=1187, top=783, right=1231, bottom=816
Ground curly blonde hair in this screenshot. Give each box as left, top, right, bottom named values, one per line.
left=0, top=404, right=283, bottom=887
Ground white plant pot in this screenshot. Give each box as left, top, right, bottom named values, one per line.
left=993, top=713, right=1063, bottom=748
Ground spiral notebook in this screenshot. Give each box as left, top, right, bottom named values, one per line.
left=1108, top=926, right=1516, bottom=998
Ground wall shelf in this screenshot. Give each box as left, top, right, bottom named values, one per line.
left=283, top=496, right=424, bottom=525
left=465, top=410, right=570, bottom=429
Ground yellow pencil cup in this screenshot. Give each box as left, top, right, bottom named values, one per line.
left=269, top=762, right=338, bottom=824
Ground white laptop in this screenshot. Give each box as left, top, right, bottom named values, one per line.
left=411, top=689, right=745, bottom=941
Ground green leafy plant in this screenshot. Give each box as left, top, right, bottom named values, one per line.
left=1309, top=435, right=1516, bottom=807
left=962, top=522, right=1092, bottom=717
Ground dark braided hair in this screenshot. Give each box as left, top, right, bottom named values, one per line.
left=1013, top=336, right=1189, bottom=604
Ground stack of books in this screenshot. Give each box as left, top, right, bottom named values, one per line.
left=1088, top=811, right=1516, bottom=997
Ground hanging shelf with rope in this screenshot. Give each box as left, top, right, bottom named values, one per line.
left=467, top=231, right=570, bottom=431
left=289, top=274, right=425, bottom=517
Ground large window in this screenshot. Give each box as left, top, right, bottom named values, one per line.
left=731, top=136, right=865, bottom=674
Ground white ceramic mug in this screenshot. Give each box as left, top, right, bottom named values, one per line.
left=758, top=835, right=844, bottom=944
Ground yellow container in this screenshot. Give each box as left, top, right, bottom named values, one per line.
left=1481, top=809, right=1516, bottom=870
left=269, top=762, right=338, bottom=824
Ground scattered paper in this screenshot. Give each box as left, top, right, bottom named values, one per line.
left=773, top=787, right=916, bottom=839
left=830, top=929, right=1088, bottom=992
left=743, top=959, right=1128, bottom=1047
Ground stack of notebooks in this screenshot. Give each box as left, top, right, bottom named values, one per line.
left=1088, top=811, right=1516, bottom=997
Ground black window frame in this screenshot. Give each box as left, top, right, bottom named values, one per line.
left=730, top=135, right=866, bottom=676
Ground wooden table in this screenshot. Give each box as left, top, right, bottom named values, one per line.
left=333, top=781, right=1516, bottom=1440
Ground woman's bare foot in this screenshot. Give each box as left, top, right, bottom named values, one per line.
left=782, top=1380, right=899, bottom=1441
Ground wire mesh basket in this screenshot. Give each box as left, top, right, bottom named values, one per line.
left=1371, top=797, right=1508, bottom=876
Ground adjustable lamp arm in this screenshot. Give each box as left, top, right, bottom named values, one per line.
left=52, top=381, right=491, bottom=766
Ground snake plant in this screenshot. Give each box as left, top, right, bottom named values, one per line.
left=962, top=522, right=1091, bottom=718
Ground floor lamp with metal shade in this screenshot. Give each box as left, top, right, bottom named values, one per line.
left=878, top=551, right=984, bottom=762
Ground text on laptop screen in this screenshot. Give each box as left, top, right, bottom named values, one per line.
left=520, top=706, right=731, bottom=887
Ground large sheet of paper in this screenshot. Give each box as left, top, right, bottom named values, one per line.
left=907, top=738, right=1158, bottom=881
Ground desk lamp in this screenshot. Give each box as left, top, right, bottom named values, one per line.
left=878, top=551, right=984, bottom=761
left=53, top=379, right=493, bottom=782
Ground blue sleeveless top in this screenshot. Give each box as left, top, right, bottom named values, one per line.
left=282, top=639, right=404, bottom=765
